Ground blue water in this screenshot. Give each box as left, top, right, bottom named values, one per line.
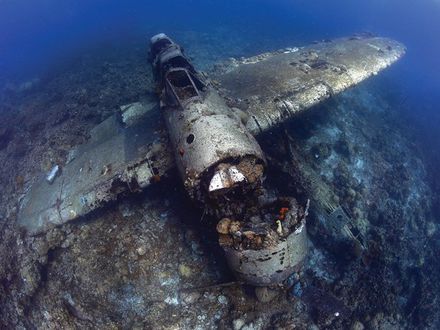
left=1, top=1, right=438, bottom=83
left=1, top=0, right=439, bottom=121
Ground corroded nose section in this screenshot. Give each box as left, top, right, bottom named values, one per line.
left=217, top=197, right=309, bottom=286
left=150, top=33, right=266, bottom=215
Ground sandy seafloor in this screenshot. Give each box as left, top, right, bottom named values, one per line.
left=0, top=28, right=439, bottom=329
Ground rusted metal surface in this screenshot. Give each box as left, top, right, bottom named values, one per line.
left=213, top=36, right=405, bottom=134
left=18, top=35, right=405, bottom=236
left=151, top=33, right=266, bottom=212
left=162, top=89, right=266, bottom=201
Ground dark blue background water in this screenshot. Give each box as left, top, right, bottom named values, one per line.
left=1, top=0, right=439, bottom=160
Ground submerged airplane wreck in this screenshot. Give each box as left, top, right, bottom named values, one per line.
left=17, top=33, right=405, bottom=288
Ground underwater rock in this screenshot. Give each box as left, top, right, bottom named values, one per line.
left=254, top=286, right=279, bottom=303
left=178, top=264, right=192, bottom=278
left=120, top=101, right=157, bottom=127
left=136, top=246, right=147, bottom=256
left=233, top=318, right=246, bottom=330
left=351, top=320, right=365, bottom=330
left=181, top=291, right=201, bottom=305
left=311, top=143, right=331, bottom=160
left=334, top=137, right=353, bottom=158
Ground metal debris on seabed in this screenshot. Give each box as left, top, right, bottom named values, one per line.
left=46, top=165, right=60, bottom=184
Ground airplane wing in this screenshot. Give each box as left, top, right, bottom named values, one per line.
left=211, top=36, right=405, bottom=134
left=18, top=35, right=405, bottom=234
left=18, top=102, right=173, bottom=234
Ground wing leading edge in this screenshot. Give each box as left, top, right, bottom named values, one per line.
left=212, top=36, right=405, bottom=134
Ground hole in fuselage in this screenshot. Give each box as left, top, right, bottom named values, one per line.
left=186, top=134, right=195, bottom=144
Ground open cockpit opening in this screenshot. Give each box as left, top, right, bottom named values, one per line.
left=165, top=68, right=205, bottom=107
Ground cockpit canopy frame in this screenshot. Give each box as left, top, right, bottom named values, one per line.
left=164, top=67, right=205, bottom=109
